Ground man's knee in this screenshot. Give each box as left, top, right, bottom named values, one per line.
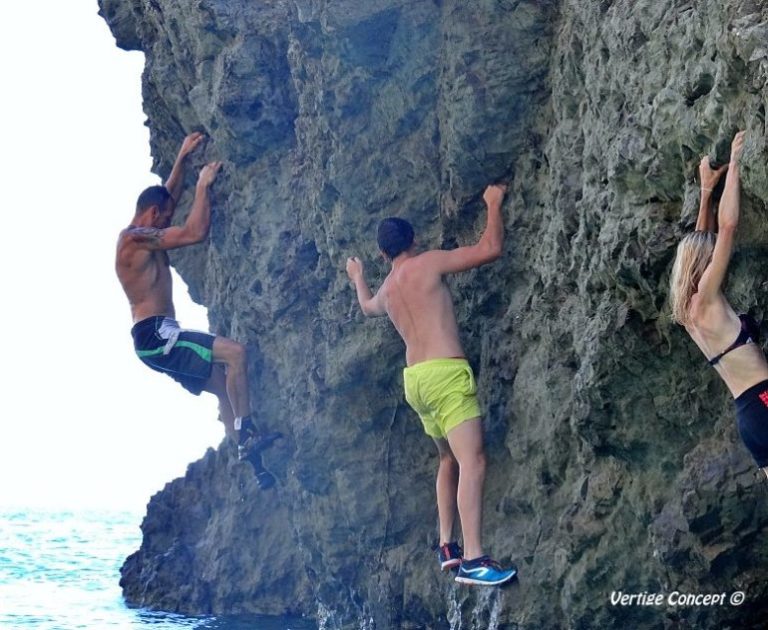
left=215, top=336, right=246, bottom=369
left=229, top=340, right=246, bottom=367
left=439, top=450, right=459, bottom=469
left=460, top=451, right=486, bottom=476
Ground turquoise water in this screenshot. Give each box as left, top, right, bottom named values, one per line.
left=0, top=509, right=316, bottom=629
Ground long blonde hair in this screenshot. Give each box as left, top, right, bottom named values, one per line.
left=669, top=231, right=716, bottom=325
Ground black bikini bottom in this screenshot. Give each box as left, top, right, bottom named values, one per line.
left=734, top=379, right=768, bottom=468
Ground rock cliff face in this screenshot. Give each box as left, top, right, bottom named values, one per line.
left=99, top=0, right=768, bottom=627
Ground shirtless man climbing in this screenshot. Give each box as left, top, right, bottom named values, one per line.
left=345, top=184, right=516, bottom=586
left=115, top=133, right=280, bottom=486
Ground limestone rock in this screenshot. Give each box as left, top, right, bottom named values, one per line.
left=100, top=0, right=768, bottom=626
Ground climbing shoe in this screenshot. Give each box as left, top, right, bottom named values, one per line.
left=237, top=430, right=283, bottom=461
left=454, top=556, right=517, bottom=586
left=242, top=447, right=277, bottom=490
left=255, top=470, right=276, bottom=490
left=437, top=542, right=463, bottom=571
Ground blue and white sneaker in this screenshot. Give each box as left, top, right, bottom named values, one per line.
left=455, top=556, right=517, bottom=586
left=437, top=542, right=463, bottom=571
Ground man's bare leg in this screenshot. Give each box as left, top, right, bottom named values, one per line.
left=202, top=364, right=236, bottom=439
left=211, top=335, right=282, bottom=458
left=211, top=336, right=250, bottom=421
left=433, top=437, right=459, bottom=545
left=446, top=418, right=486, bottom=561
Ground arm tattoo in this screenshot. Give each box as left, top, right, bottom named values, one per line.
left=128, top=227, right=165, bottom=246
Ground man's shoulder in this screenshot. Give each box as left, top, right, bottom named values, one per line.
left=119, top=226, right=167, bottom=251
left=116, top=228, right=132, bottom=251
left=409, top=249, right=448, bottom=272
left=117, top=227, right=140, bottom=251
left=116, top=228, right=155, bottom=264
left=408, top=249, right=441, bottom=263
left=122, top=225, right=164, bottom=237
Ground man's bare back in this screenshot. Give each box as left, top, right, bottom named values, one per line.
left=116, top=235, right=176, bottom=323
left=376, top=254, right=465, bottom=365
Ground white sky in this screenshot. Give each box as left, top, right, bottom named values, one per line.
left=0, top=3, right=222, bottom=512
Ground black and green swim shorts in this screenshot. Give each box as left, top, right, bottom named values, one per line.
left=131, top=316, right=214, bottom=395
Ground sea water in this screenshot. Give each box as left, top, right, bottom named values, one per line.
left=0, top=509, right=316, bottom=630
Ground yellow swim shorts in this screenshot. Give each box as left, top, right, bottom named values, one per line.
left=403, top=358, right=481, bottom=439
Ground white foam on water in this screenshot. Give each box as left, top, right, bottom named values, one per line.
left=447, top=586, right=462, bottom=630
left=447, top=584, right=504, bottom=630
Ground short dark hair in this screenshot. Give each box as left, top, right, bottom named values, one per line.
left=135, top=185, right=172, bottom=214
left=377, top=217, right=414, bottom=259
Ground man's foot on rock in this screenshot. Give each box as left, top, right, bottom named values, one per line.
left=242, top=448, right=277, bottom=490
left=454, top=556, right=517, bottom=586
left=237, top=431, right=284, bottom=461
left=437, top=541, right=463, bottom=571
left=255, top=470, right=276, bottom=490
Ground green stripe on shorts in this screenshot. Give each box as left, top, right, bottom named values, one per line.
left=136, top=340, right=212, bottom=362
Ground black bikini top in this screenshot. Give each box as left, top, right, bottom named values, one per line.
left=707, top=313, right=761, bottom=366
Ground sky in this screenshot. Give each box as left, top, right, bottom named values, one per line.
left=0, top=3, right=222, bottom=512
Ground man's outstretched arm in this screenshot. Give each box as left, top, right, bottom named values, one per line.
left=128, top=161, right=223, bottom=250
left=346, top=257, right=386, bottom=317
left=165, top=132, right=205, bottom=211
left=425, top=183, right=507, bottom=274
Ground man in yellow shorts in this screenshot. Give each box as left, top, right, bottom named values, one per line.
left=345, top=183, right=516, bottom=586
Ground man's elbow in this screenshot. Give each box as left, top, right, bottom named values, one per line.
left=190, top=230, right=209, bottom=244
left=183, top=223, right=209, bottom=244
left=483, top=240, right=503, bottom=262
left=361, top=302, right=383, bottom=317
left=180, top=233, right=206, bottom=247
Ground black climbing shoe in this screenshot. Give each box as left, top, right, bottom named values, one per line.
left=237, top=430, right=284, bottom=461
left=242, top=447, right=277, bottom=490
left=255, top=471, right=276, bottom=490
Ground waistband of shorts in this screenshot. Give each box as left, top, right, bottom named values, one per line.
left=131, top=315, right=177, bottom=335
left=403, top=357, right=469, bottom=374
left=734, top=379, right=768, bottom=407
